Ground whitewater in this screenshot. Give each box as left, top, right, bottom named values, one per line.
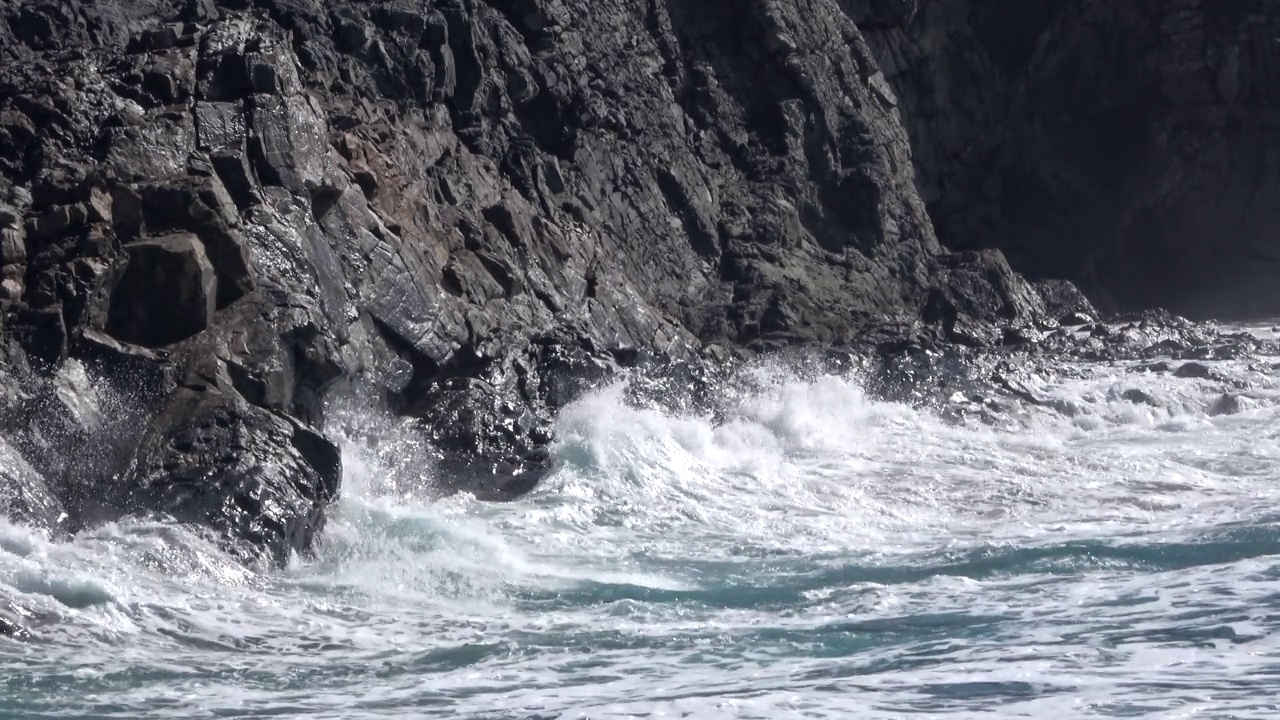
left=4, top=327, right=1280, bottom=719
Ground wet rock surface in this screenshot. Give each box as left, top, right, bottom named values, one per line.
left=0, top=436, right=66, bottom=533
left=107, top=232, right=218, bottom=346
left=0, top=613, right=26, bottom=640
left=0, top=0, right=1272, bottom=563
left=862, top=317, right=1280, bottom=426
left=124, top=386, right=341, bottom=565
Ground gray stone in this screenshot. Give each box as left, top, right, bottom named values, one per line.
left=1174, top=362, right=1217, bottom=380
left=194, top=101, right=246, bottom=153
left=106, top=233, right=217, bottom=347
left=1209, top=393, right=1247, bottom=417
left=0, top=266, right=22, bottom=300
left=0, top=226, right=24, bottom=265
left=0, top=437, right=66, bottom=532
left=124, top=388, right=340, bottom=565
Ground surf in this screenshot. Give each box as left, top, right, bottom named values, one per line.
left=3, top=346, right=1280, bottom=718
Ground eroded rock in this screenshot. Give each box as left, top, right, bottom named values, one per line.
left=124, top=387, right=340, bottom=565
left=106, top=233, right=216, bottom=347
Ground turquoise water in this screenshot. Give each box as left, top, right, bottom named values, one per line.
left=4, top=347, right=1280, bottom=718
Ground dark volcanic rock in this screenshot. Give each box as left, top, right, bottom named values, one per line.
left=0, top=0, right=1248, bottom=563
left=923, top=249, right=1048, bottom=347
left=865, top=2, right=1280, bottom=319
left=124, top=387, right=341, bottom=565
left=1035, top=279, right=1098, bottom=326
left=107, top=233, right=218, bottom=347
left=1174, top=362, right=1220, bottom=381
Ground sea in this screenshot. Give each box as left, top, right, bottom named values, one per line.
left=3, top=325, right=1280, bottom=719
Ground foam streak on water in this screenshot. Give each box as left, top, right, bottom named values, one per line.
left=4, top=338, right=1280, bottom=718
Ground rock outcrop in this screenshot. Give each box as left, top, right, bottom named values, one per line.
left=865, top=1, right=1280, bottom=319
left=0, top=436, right=66, bottom=532
left=0, top=0, right=1255, bottom=563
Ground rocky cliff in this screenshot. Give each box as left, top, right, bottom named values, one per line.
left=866, top=0, right=1280, bottom=319
left=0, top=0, right=1263, bottom=564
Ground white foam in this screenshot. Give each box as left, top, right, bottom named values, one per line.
left=3, top=351, right=1280, bottom=718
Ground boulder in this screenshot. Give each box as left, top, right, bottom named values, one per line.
left=1209, top=393, right=1247, bottom=417
left=134, top=177, right=255, bottom=306
left=0, top=266, right=22, bottom=300
left=0, top=216, right=24, bottom=265
left=1173, top=362, right=1217, bottom=380
left=123, top=387, right=341, bottom=565
left=406, top=375, right=552, bottom=500
left=1035, top=279, right=1099, bottom=324
left=106, top=233, right=217, bottom=347
left=12, top=306, right=68, bottom=368
left=923, top=250, right=1046, bottom=345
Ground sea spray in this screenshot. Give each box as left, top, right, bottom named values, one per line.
left=3, top=352, right=1280, bottom=717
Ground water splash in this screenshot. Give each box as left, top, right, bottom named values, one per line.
left=3, top=347, right=1280, bottom=718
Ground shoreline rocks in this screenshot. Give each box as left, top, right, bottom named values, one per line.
left=0, top=0, right=1272, bottom=563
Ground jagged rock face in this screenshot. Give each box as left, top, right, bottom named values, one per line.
left=0, top=0, right=1077, bottom=561
left=124, top=387, right=341, bottom=566
left=866, top=0, right=1280, bottom=320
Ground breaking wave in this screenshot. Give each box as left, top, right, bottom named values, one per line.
left=4, top=340, right=1280, bottom=718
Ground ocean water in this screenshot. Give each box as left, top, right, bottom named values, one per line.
left=4, top=329, right=1280, bottom=718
